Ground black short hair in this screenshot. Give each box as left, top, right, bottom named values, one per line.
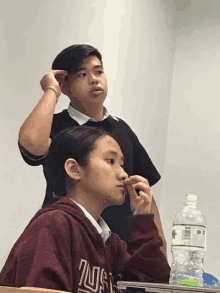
left=44, top=126, right=111, bottom=198
left=52, top=44, right=102, bottom=72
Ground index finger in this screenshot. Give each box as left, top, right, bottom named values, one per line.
left=124, top=175, right=149, bottom=186
left=126, top=182, right=138, bottom=201
left=51, top=69, right=68, bottom=77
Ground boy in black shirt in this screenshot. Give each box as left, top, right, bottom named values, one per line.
left=18, top=44, right=166, bottom=255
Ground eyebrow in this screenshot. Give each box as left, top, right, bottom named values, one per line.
left=76, top=65, right=103, bottom=72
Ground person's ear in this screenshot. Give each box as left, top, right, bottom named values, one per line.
left=64, top=158, right=82, bottom=181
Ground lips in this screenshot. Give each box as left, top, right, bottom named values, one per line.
left=118, top=185, right=127, bottom=191
left=91, top=87, right=102, bottom=92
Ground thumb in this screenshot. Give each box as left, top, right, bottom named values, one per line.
left=126, top=183, right=138, bottom=203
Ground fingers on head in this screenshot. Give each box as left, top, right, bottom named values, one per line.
left=51, top=69, right=68, bottom=76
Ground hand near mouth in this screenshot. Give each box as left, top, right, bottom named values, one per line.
left=124, top=175, right=152, bottom=215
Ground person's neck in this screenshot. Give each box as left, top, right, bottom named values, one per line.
left=68, top=188, right=103, bottom=221
left=70, top=99, right=105, bottom=121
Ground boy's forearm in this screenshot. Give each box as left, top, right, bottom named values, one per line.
left=19, top=89, right=57, bottom=156
left=151, top=195, right=167, bottom=258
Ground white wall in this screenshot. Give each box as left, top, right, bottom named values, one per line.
left=0, top=0, right=176, bottom=270
left=160, top=0, right=220, bottom=280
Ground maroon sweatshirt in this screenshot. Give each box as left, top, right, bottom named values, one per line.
left=0, top=196, right=170, bottom=292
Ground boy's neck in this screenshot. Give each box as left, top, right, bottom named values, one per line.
left=70, top=100, right=105, bottom=121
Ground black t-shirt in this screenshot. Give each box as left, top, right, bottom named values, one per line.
left=19, top=110, right=160, bottom=240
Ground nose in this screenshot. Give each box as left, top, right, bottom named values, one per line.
left=88, top=73, right=98, bottom=84
left=118, top=166, right=128, bottom=181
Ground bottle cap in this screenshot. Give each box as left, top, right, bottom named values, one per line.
left=181, top=280, right=199, bottom=287
left=183, top=194, right=198, bottom=203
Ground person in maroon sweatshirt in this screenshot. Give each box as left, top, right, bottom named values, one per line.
left=0, top=126, right=170, bottom=292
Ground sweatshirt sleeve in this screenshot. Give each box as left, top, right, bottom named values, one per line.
left=115, top=214, right=170, bottom=283
left=0, top=227, right=73, bottom=291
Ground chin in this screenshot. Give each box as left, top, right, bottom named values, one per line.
left=103, top=194, right=125, bottom=208
left=112, top=195, right=126, bottom=205
left=116, top=195, right=126, bottom=205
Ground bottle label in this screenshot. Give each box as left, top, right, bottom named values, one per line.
left=171, top=224, right=206, bottom=248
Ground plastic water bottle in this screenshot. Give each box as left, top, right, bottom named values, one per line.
left=169, top=194, right=207, bottom=287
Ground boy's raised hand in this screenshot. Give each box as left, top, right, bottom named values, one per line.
left=40, top=70, right=68, bottom=98
left=124, top=175, right=152, bottom=215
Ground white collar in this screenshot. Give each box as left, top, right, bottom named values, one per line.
left=67, top=103, right=118, bottom=125
left=70, top=198, right=111, bottom=242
